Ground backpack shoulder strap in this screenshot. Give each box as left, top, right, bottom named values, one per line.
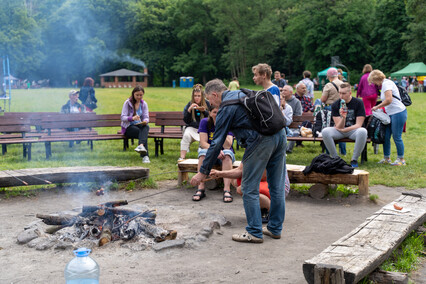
left=331, top=82, right=339, bottom=92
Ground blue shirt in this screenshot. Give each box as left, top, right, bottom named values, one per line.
left=267, top=84, right=280, bottom=106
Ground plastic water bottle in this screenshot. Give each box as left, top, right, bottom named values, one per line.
left=65, top=248, right=100, bottom=284
left=340, top=99, right=348, bottom=114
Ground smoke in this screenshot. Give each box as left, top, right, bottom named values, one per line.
left=40, top=0, right=145, bottom=85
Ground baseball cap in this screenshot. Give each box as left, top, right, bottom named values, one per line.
left=326, top=68, right=338, bottom=78
left=69, top=90, right=79, bottom=96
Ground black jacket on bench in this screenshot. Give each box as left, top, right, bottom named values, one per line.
left=303, top=153, right=354, bottom=175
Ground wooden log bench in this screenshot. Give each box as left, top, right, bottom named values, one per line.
left=287, top=113, right=372, bottom=164
left=177, top=159, right=369, bottom=195
left=0, top=166, right=149, bottom=187
left=303, top=193, right=426, bottom=284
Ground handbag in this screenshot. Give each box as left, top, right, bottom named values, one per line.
left=85, top=93, right=97, bottom=110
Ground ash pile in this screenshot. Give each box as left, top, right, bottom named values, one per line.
left=17, top=200, right=178, bottom=251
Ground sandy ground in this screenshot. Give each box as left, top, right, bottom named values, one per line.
left=0, top=181, right=425, bottom=284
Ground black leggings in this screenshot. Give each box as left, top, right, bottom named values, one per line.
left=125, top=124, right=149, bottom=156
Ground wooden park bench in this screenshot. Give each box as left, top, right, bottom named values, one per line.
left=149, top=112, right=185, bottom=157
left=0, top=117, right=38, bottom=160
left=303, top=193, right=425, bottom=283
left=177, top=159, right=369, bottom=196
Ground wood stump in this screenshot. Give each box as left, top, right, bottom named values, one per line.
left=309, top=183, right=329, bottom=199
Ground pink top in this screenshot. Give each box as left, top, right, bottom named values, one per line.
left=357, top=72, right=377, bottom=98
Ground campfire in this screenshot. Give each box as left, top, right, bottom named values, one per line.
left=19, top=200, right=177, bottom=249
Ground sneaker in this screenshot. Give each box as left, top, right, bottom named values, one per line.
left=134, top=145, right=147, bottom=155
left=142, top=156, right=150, bottom=163
left=232, top=231, right=263, bottom=243
left=350, top=160, right=359, bottom=168
left=378, top=158, right=392, bottom=164
left=262, top=227, right=281, bottom=239
left=391, top=158, right=406, bottom=166
left=177, top=157, right=185, bottom=163
left=261, top=208, right=269, bottom=224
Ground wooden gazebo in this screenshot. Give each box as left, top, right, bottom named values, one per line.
left=99, top=68, right=149, bottom=88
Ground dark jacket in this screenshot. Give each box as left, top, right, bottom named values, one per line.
left=303, top=154, right=354, bottom=175
left=183, top=101, right=210, bottom=129
left=79, top=86, right=97, bottom=106
left=60, top=101, right=85, bottom=114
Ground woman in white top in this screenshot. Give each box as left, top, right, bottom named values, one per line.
left=368, top=70, right=407, bottom=166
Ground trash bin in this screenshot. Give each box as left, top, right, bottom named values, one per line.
left=186, top=77, right=194, bottom=88
left=180, top=77, right=186, bottom=88
left=172, top=80, right=176, bottom=88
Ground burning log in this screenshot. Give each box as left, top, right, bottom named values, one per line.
left=35, top=199, right=174, bottom=247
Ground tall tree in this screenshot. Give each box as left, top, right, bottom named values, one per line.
left=371, top=0, right=409, bottom=72
left=208, top=0, right=284, bottom=82
left=169, top=0, right=222, bottom=85
left=0, top=0, right=44, bottom=78
left=285, top=0, right=375, bottom=79
left=125, top=0, right=178, bottom=86
left=403, top=0, right=426, bottom=62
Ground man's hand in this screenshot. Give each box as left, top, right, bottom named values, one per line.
left=209, top=169, right=222, bottom=179
left=190, top=172, right=207, bottom=186
left=217, top=150, right=225, bottom=160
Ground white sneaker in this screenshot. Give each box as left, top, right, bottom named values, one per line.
left=134, top=145, right=147, bottom=155
left=142, top=156, right=150, bottom=163
left=177, top=157, right=185, bottom=162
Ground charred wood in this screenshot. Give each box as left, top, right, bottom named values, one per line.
left=36, top=214, right=78, bottom=226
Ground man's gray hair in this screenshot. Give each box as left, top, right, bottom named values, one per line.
left=283, top=85, right=293, bottom=93
left=205, top=79, right=228, bottom=95
left=295, top=82, right=306, bottom=92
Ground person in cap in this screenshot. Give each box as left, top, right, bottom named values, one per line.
left=319, top=67, right=346, bottom=155
left=61, top=90, right=85, bottom=114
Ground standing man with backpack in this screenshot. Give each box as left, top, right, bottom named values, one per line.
left=191, top=78, right=287, bottom=244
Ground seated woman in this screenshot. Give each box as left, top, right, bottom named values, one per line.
left=192, top=106, right=235, bottom=203
left=121, top=86, right=150, bottom=163
left=178, top=84, right=210, bottom=162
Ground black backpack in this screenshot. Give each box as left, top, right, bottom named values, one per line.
left=219, top=88, right=286, bottom=135
left=394, top=85, right=412, bottom=106
left=312, top=108, right=333, bottom=137
left=367, top=116, right=387, bottom=144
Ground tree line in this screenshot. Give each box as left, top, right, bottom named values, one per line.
left=0, top=0, right=424, bottom=87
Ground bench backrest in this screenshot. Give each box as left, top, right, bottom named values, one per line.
left=289, top=113, right=315, bottom=129
left=0, top=118, right=32, bottom=134
left=155, top=112, right=185, bottom=127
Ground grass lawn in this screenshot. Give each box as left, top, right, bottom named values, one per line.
left=1, top=86, right=425, bottom=190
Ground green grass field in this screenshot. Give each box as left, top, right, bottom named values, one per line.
left=1, top=86, right=425, bottom=189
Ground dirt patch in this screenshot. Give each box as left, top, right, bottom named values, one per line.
left=0, top=181, right=424, bottom=283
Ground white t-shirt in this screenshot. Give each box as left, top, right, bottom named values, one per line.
left=381, top=79, right=406, bottom=115
left=282, top=103, right=293, bottom=126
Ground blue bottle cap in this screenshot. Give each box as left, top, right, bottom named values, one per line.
left=73, top=248, right=91, bottom=257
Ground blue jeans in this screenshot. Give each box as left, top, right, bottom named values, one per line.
left=383, top=109, right=407, bottom=158
left=241, top=129, right=286, bottom=238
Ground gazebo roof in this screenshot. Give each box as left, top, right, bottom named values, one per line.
left=99, top=68, right=148, bottom=77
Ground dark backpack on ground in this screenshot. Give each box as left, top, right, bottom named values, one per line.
left=367, top=116, right=387, bottom=144
left=394, top=85, right=412, bottom=106
left=220, top=88, right=286, bottom=136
